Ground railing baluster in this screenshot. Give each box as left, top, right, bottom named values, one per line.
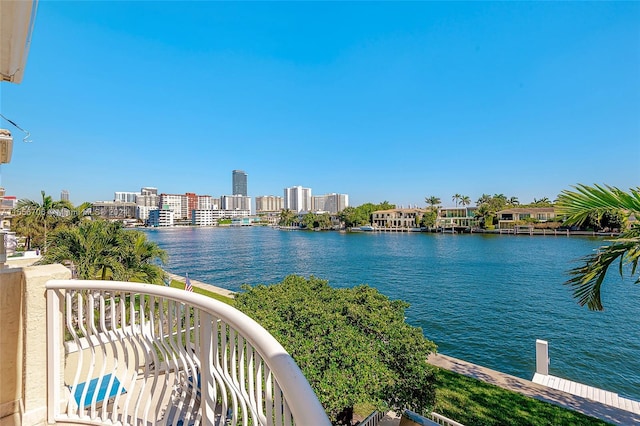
left=274, top=381, right=283, bottom=426
left=46, top=280, right=330, bottom=426
left=265, top=364, right=273, bottom=425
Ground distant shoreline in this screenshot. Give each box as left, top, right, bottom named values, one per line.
left=144, top=225, right=621, bottom=238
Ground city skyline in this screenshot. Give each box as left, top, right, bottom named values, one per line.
left=1, top=2, right=638, bottom=207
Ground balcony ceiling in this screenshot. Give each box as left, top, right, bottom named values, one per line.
left=0, top=1, right=38, bottom=84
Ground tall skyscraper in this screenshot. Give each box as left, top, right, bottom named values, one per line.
left=60, top=190, right=69, bottom=202
left=284, top=186, right=312, bottom=213
left=232, top=170, right=248, bottom=196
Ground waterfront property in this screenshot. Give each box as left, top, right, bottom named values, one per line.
left=148, top=207, right=175, bottom=227
left=372, top=208, right=425, bottom=229
left=496, top=207, right=557, bottom=229
left=371, top=206, right=480, bottom=231
left=436, top=207, right=479, bottom=230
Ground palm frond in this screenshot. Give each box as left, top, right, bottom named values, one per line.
left=565, top=240, right=636, bottom=310
left=556, top=184, right=640, bottom=226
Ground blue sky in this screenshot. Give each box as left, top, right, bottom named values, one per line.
left=1, top=1, right=638, bottom=207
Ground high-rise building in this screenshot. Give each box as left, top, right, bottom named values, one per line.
left=232, top=170, right=248, bottom=196
left=185, top=192, right=198, bottom=220
left=136, top=193, right=159, bottom=208
left=60, top=190, right=69, bottom=202
left=159, top=194, right=185, bottom=220
left=197, top=195, right=214, bottom=210
left=148, top=208, right=174, bottom=227
left=221, top=195, right=251, bottom=211
left=141, top=187, right=158, bottom=195
left=312, top=193, right=349, bottom=213
left=255, top=195, right=283, bottom=212
left=284, top=186, right=312, bottom=213
left=114, top=191, right=140, bottom=203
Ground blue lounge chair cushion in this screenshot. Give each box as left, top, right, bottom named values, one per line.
left=72, top=374, right=126, bottom=408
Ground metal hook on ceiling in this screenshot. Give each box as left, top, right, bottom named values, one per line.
left=0, top=113, right=32, bottom=143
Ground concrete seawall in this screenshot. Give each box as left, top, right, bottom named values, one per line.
left=164, top=271, right=236, bottom=298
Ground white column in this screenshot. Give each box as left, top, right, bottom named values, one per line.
left=536, top=339, right=549, bottom=375
left=21, top=264, right=71, bottom=425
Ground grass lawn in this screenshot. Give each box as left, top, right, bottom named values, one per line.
left=168, top=279, right=235, bottom=305
left=433, top=367, right=611, bottom=426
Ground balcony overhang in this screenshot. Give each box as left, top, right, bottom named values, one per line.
left=0, top=1, right=38, bottom=84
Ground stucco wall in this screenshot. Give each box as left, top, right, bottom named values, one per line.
left=0, top=268, right=23, bottom=422
left=0, top=263, right=71, bottom=426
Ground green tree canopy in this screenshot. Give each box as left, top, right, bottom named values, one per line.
left=474, top=195, right=509, bottom=228
left=234, top=275, right=437, bottom=424
left=556, top=184, right=640, bottom=310
left=39, top=219, right=167, bottom=283
left=338, top=202, right=397, bottom=228
left=420, top=210, right=437, bottom=228
left=301, top=212, right=331, bottom=229
left=278, top=209, right=297, bottom=226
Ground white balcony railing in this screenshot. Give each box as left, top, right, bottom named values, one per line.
left=46, top=280, right=330, bottom=425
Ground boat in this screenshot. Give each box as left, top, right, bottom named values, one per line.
left=359, top=225, right=376, bottom=231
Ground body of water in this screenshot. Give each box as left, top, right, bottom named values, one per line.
left=144, top=226, right=640, bottom=401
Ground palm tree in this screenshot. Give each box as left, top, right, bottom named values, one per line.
left=533, top=197, right=551, bottom=205
left=10, top=213, right=41, bottom=250
left=40, top=220, right=167, bottom=282
left=16, top=190, right=73, bottom=253
left=116, top=230, right=167, bottom=283
left=556, top=184, right=640, bottom=310
left=493, top=193, right=507, bottom=203
left=459, top=195, right=471, bottom=207
left=476, top=194, right=491, bottom=206
left=508, top=196, right=520, bottom=206
left=65, top=201, right=93, bottom=226
left=452, top=194, right=461, bottom=207
left=425, top=196, right=441, bottom=211
left=278, top=209, right=296, bottom=227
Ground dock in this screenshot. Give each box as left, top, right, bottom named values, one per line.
left=532, top=372, right=640, bottom=414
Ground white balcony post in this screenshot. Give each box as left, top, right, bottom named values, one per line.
left=46, top=287, right=62, bottom=422
left=199, top=311, right=214, bottom=425
left=536, top=339, right=549, bottom=375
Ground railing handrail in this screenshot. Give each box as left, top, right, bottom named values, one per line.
left=46, top=279, right=330, bottom=425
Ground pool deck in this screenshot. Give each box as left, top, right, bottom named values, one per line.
left=428, top=353, right=640, bottom=426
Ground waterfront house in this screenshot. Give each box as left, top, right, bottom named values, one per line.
left=436, top=207, right=479, bottom=231
left=372, top=208, right=426, bottom=229
left=496, top=207, right=556, bottom=229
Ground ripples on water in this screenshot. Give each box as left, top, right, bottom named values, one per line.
left=144, top=227, right=640, bottom=400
